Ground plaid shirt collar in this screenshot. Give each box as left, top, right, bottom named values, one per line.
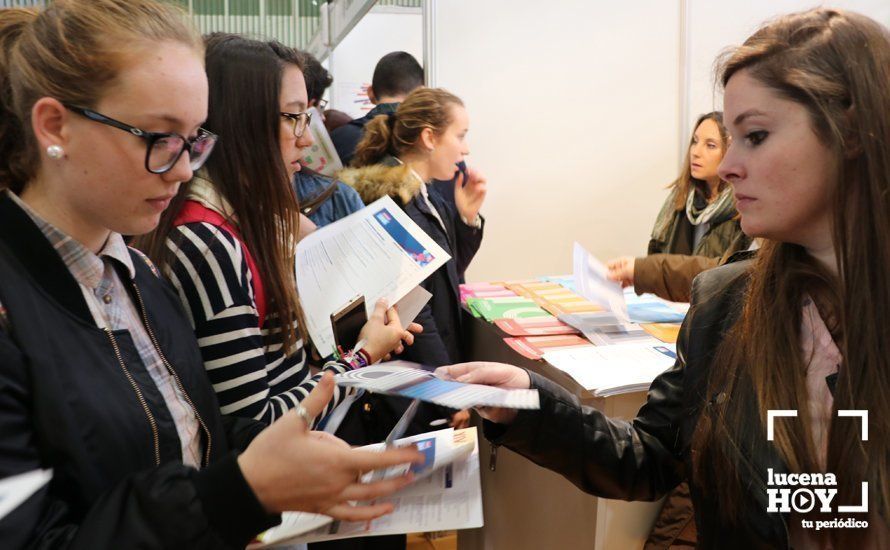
left=6, top=191, right=135, bottom=289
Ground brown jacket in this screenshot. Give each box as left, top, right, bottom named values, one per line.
left=635, top=233, right=753, bottom=303
left=634, top=254, right=720, bottom=303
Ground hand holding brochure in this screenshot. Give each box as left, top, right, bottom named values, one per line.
left=251, top=428, right=483, bottom=547
left=572, top=243, right=688, bottom=323
left=295, top=196, right=450, bottom=357
left=572, top=242, right=629, bottom=321
left=335, top=362, right=540, bottom=410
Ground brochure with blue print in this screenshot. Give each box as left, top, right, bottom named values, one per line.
left=252, top=427, right=483, bottom=547
left=334, top=362, right=540, bottom=410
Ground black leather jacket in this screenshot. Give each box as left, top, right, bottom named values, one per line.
left=485, top=258, right=797, bottom=549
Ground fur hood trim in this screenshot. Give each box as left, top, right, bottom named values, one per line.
left=337, top=163, right=421, bottom=207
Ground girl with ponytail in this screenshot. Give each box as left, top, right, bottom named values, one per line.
left=340, top=87, right=488, bottom=367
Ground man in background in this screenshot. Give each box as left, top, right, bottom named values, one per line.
left=330, top=51, right=424, bottom=166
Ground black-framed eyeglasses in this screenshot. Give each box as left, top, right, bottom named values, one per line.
left=281, top=110, right=312, bottom=138
left=63, top=104, right=218, bottom=175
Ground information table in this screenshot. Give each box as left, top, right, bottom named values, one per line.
left=456, top=309, right=664, bottom=550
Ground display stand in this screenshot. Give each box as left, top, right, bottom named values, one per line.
left=457, top=310, right=664, bottom=550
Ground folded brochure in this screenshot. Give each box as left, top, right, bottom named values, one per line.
left=251, top=427, right=482, bottom=547
left=335, top=363, right=540, bottom=410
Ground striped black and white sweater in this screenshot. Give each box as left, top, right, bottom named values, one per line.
left=164, top=181, right=349, bottom=425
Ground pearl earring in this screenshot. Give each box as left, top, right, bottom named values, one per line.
left=46, top=145, right=65, bottom=159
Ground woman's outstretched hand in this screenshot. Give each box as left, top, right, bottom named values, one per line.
left=605, top=256, right=636, bottom=288
left=435, top=362, right=530, bottom=425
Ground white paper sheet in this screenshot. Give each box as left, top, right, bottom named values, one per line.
left=543, top=343, right=678, bottom=397
left=296, top=197, right=450, bottom=357
left=335, top=363, right=540, bottom=410
left=252, top=428, right=483, bottom=548
left=0, top=469, right=52, bottom=521
left=573, top=242, right=628, bottom=322
left=393, top=286, right=432, bottom=330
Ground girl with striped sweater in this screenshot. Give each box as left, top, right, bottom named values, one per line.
left=138, top=34, right=420, bottom=426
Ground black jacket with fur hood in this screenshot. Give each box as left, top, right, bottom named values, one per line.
left=339, top=157, right=483, bottom=365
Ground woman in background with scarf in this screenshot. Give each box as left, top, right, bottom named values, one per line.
left=606, top=111, right=750, bottom=304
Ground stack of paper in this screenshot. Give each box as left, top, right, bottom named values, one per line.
left=543, top=343, right=678, bottom=397
left=459, top=282, right=517, bottom=302
left=505, top=280, right=602, bottom=317
left=462, top=267, right=688, bottom=354
left=640, top=323, right=681, bottom=343
left=503, top=335, right=593, bottom=360
left=624, top=291, right=688, bottom=323
left=494, top=317, right=579, bottom=337
left=540, top=275, right=576, bottom=291
left=251, top=428, right=483, bottom=547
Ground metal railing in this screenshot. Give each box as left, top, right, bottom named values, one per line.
left=0, top=0, right=416, bottom=51
left=0, top=0, right=48, bottom=7
left=378, top=0, right=420, bottom=6
left=0, top=0, right=318, bottom=48
left=174, top=0, right=314, bottom=48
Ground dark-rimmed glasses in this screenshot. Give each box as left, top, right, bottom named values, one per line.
left=281, top=110, right=312, bottom=138
left=64, top=104, right=218, bottom=175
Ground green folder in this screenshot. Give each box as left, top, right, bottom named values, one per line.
left=465, top=297, right=551, bottom=323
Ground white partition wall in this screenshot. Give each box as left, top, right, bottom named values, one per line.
left=328, top=7, right=423, bottom=119
left=430, top=0, right=683, bottom=281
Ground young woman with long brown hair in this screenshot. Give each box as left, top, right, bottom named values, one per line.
left=0, top=1, right=420, bottom=547
left=605, top=112, right=752, bottom=303
left=137, top=34, right=421, bottom=426
left=438, top=8, right=890, bottom=548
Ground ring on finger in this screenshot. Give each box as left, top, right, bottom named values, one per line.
left=295, top=405, right=313, bottom=428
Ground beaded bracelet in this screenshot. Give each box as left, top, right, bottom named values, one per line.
left=340, top=347, right=370, bottom=370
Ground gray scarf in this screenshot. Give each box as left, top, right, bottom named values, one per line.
left=685, top=185, right=736, bottom=226
left=650, top=185, right=736, bottom=244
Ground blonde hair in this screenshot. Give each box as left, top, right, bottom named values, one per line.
left=352, top=87, right=463, bottom=167
left=0, top=0, right=202, bottom=192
